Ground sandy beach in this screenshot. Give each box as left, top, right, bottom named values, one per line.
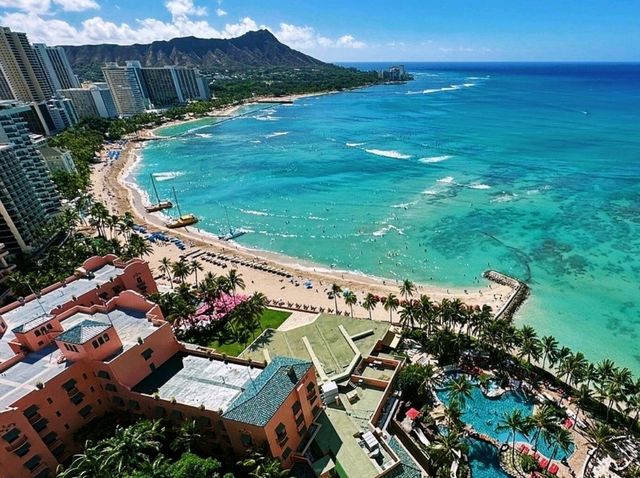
left=89, top=94, right=515, bottom=322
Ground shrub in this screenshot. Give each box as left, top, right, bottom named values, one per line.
left=520, top=453, right=538, bottom=473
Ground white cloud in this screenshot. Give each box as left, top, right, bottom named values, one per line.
left=53, top=0, right=99, bottom=12
left=0, top=0, right=98, bottom=13
left=0, top=1, right=366, bottom=59
left=275, top=23, right=365, bottom=50
left=165, top=0, right=206, bottom=21
left=0, top=0, right=52, bottom=14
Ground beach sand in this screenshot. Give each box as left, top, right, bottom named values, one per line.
left=89, top=95, right=515, bottom=322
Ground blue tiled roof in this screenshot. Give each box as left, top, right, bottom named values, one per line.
left=386, top=437, right=422, bottom=478
left=56, top=319, right=110, bottom=345
left=222, top=356, right=312, bottom=427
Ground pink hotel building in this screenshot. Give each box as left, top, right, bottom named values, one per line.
left=0, top=255, right=320, bottom=478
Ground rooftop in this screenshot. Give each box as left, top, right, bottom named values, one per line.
left=0, top=263, right=124, bottom=361
left=223, top=356, right=313, bottom=427
left=0, top=306, right=157, bottom=410
left=133, top=352, right=263, bottom=412
left=56, top=319, right=111, bottom=345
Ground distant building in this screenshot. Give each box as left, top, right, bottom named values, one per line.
left=36, top=144, right=76, bottom=174
left=0, top=102, right=61, bottom=253
left=102, top=62, right=149, bottom=117
left=32, top=97, right=78, bottom=135
left=0, top=256, right=320, bottom=477
left=0, top=242, right=15, bottom=283
left=0, top=27, right=53, bottom=102
left=102, top=62, right=210, bottom=116
left=32, top=44, right=80, bottom=91
left=379, top=65, right=411, bottom=82
left=59, top=82, right=118, bottom=119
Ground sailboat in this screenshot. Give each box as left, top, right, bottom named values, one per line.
left=165, top=187, right=198, bottom=228
left=218, top=206, right=246, bottom=241
left=144, top=174, right=173, bottom=212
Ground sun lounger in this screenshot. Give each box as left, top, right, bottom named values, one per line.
left=548, top=463, right=559, bottom=475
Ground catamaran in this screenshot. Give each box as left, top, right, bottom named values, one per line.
left=144, top=174, right=173, bottom=213
left=165, top=187, right=198, bottom=228
left=218, top=206, right=246, bottom=241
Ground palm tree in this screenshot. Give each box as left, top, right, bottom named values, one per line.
left=100, top=420, right=164, bottom=475
left=398, top=301, right=419, bottom=329
left=57, top=441, right=106, bottom=478
left=527, top=404, right=556, bottom=451
left=159, top=257, right=174, bottom=289
left=241, top=450, right=289, bottom=478
left=542, top=427, right=572, bottom=471
left=189, top=259, right=203, bottom=286
left=126, top=233, right=152, bottom=258
left=497, top=409, right=528, bottom=463
left=443, top=401, right=464, bottom=430
left=418, top=294, right=436, bottom=334
left=227, top=269, right=246, bottom=297
left=540, top=335, right=559, bottom=369
left=399, top=279, right=416, bottom=300
left=89, top=201, right=109, bottom=237
left=330, top=283, right=342, bottom=312
left=170, top=419, right=201, bottom=454
left=584, top=423, right=614, bottom=456
left=383, top=293, right=399, bottom=323
left=343, top=290, right=357, bottom=317
left=574, top=384, right=593, bottom=429
left=171, top=259, right=191, bottom=285
left=446, top=375, right=473, bottom=408
left=517, top=325, right=542, bottom=365
left=362, top=292, right=376, bottom=320
left=427, top=429, right=467, bottom=471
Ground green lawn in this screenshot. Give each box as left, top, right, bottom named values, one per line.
left=206, top=309, right=291, bottom=356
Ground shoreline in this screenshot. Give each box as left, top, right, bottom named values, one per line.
left=90, top=92, right=517, bottom=321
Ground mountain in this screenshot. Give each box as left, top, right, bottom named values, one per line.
left=61, top=30, right=326, bottom=79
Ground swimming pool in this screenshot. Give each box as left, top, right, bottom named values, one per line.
left=436, top=379, right=574, bottom=460
left=467, top=439, right=510, bottom=478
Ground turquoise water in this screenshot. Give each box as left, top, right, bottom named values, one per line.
left=467, top=439, right=510, bottom=478
left=136, top=63, right=640, bottom=374
left=436, top=383, right=573, bottom=460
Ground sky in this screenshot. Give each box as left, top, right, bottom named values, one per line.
left=0, top=0, right=638, bottom=62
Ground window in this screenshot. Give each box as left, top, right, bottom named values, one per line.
left=141, top=348, right=153, bottom=360
left=306, top=382, right=315, bottom=392
left=103, top=333, right=110, bottom=342
left=240, top=433, right=253, bottom=447
left=33, top=418, right=48, bottom=432
left=3, top=427, right=20, bottom=443
left=62, top=379, right=76, bottom=392
left=42, top=432, right=57, bottom=446
left=70, top=393, right=84, bottom=405
left=46, top=398, right=53, bottom=404
left=24, top=454, right=41, bottom=471
left=97, top=370, right=110, bottom=379
left=79, top=405, right=92, bottom=417
left=105, top=383, right=117, bottom=392
left=92, top=340, right=99, bottom=349
left=35, top=469, right=51, bottom=478
left=171, top=410, right=183, bottom=420
left=37, top=340, right=44, bottom=346
left=47, top=323, right=53, bottom=330
left=282, top=447, right=292, bottom=460
left=295, top=414, right=304, bottom=426
left=64, top=424, right=70, bottom=430
left=55, top=411, right=61, bottom=417
left=112, top=396, right=125, bottom=407
left=23, top=405, right=39, bottom=418
left=298, top=425, right=307, bottom=436
left=149, top=363, right=156, bottom=372
left=127, top=400, right=140, bottom=410
left=15, top=441, right=31, bottom=457
left=82, top=373, right=88, bottom=380
left=52, top=444, right=65, bottom=458
left=292, top=400, right=301, bottom=415
left=90, top=386, right=95, bottom=392
left=98, top=336, right=105, bottom=346
left=35, top=330, right=41, bottom=337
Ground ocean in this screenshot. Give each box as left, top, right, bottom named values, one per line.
left=134, top=63, right=640, bottom=373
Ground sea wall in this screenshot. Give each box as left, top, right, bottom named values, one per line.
left=483, top=270, right=530, bottom=321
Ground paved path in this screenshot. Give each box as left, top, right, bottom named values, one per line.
left=277, top=310, right=320, bottom=331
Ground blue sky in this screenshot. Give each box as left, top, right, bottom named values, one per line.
left=0, top=0, right=638, bottom=61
